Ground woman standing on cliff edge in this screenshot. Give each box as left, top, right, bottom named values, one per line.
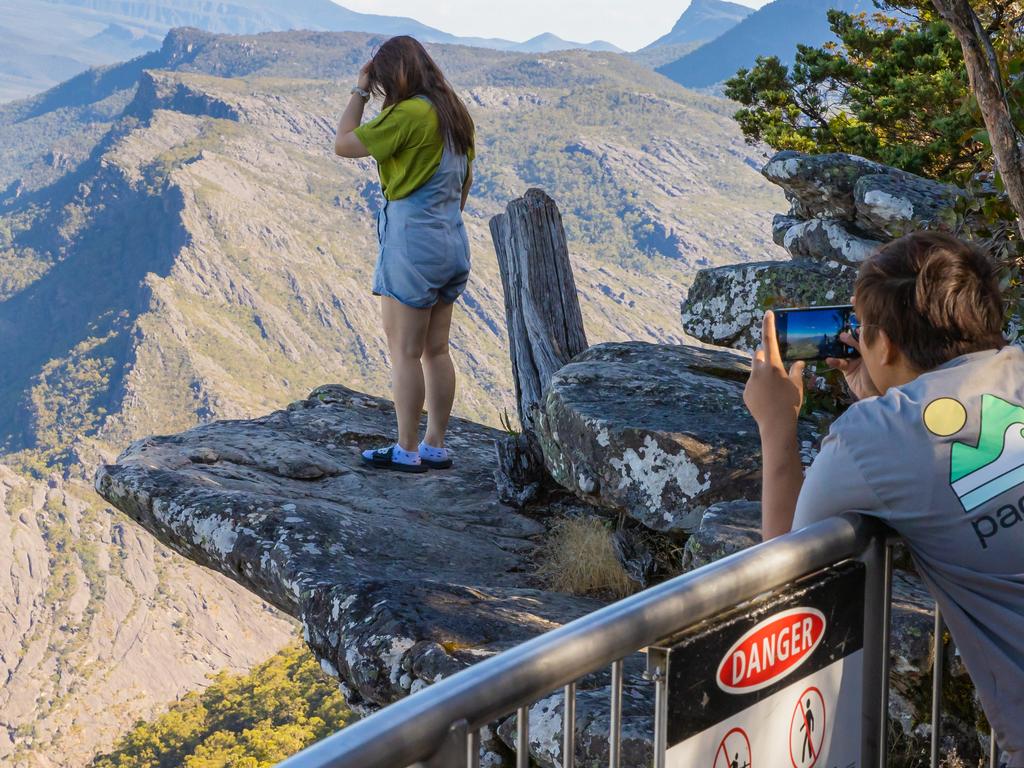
left=334, top=36, right=474, bottom=473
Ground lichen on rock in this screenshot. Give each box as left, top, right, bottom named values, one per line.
left=681, top=260, right=857, bottom=351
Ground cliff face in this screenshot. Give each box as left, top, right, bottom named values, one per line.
left=0, top=27, right=786, bottom=765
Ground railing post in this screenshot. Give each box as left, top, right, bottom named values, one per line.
left=516, top=705, right=530, bottom=768
left=861, top=536, right=893, bottom=768
left=467, top=729, right=480, bottom=768
left=648, top=648, right=669, bottom=768
left=563, top=682, right=576, bottom=768
left=931, top=606, right=944, bottom=768
left=609, top=659, right=624, bottom=768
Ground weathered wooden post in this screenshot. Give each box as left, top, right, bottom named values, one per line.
left=490, top=188, right=588, bottom=505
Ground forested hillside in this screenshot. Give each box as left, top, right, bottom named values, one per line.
left=91, top=642, right=351, bottom=768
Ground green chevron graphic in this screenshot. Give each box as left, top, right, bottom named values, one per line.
left=951, top=394, right=1024, bottom=512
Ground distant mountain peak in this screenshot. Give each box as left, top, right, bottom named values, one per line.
left=647, top=0, right=753, bottom=48
left=517, top=32, right=622, bottom=53
left=657, top=0, right=870, bottom=89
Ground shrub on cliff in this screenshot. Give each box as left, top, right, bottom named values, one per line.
left=90, top=642, right=351, bottom=768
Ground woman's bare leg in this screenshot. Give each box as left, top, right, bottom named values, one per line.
left=381, top=296, right=432, bottom=451
left=422, top=300, right=456, bottom=448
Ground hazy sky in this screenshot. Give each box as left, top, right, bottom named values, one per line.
left=336, top=0, right=771, bottom=52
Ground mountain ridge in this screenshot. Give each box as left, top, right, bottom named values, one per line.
left=0, top=0, right=622, bottom=103
left=649, top=0, right=754, bottom=47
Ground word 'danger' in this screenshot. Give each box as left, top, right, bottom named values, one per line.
left=717, top=607, right=826, bottom=693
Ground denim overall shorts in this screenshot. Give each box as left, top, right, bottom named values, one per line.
left=373, top=119, right=471, bottom=309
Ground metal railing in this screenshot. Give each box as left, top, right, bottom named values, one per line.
left=277, top=513, right=999, bottom=768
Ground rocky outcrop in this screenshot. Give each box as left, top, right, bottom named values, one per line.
left=762, top=151, right=963, bottom=238
left=95, top=384, right=609, bottom=714
left=682, top=149, right=967, bottom=351
left=676, top=151, right=993, bottom=764
left=534, top=342, right=818, bottom=532
left=681, top=499, right=761, bottom=569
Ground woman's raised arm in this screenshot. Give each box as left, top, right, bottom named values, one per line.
left=334, top=62, right=372, bottom=158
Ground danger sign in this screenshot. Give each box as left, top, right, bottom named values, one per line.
left=717, top=607, right=826, bottom=693
left=652, top=562, right=864, bottom=768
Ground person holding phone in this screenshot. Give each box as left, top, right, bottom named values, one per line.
left=743, top=231, right=1023, bottom=766
left=334, top=36, right=475, bottom=473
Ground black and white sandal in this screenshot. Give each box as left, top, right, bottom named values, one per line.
left=361, top=445, right=427, bottom=473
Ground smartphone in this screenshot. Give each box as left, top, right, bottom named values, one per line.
left=773, top=305, right=860, bottom=363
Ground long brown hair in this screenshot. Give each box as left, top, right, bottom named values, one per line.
left=365, top=36, right=475, bottom=156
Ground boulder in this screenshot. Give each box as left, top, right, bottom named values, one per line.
left=95, top=384, right=605, bottom=709
left=762, top=150, right=888, bottom=220
left=534, top=342, right=819, bottom=533
left=680, top=261, right=857, bottom=352
left=781, top=217, right=883, bottom=264
left=854, top=172, right=964, bottom=238
left=681, top=499, right=761, bottom=570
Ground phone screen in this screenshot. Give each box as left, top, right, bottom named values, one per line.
left=774, top=305, right=859, bottom=363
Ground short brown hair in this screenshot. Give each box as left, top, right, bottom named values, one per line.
left=855, top=231, right=1006, bottom=371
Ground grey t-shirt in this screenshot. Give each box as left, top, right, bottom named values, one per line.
left=795, top=346, right=1024, bottom=764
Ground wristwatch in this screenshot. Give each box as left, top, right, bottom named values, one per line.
left=350, top=86, right=370, bottom=101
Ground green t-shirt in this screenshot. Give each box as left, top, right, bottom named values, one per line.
left=354, top=96, right=474, bottom=201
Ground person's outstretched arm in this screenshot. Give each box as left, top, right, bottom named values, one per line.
left=743, top=311, right=807, bottom=540
left=334, top=63, right=372, bottom=159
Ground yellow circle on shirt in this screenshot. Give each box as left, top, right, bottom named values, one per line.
left=923, top=398, right=967, bottom=436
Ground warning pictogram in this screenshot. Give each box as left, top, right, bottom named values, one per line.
left=713, top=727, right=751, bottom=768
left=789, top=686, right=826, bottom=768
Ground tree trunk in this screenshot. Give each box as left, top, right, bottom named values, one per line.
left=490, top=189, right=588, bottom=506
left=932, top=0, right=1024, bottom=238
left=490, top=188, right=589, bottom=433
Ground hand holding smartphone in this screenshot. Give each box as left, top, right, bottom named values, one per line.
left=772, top=305, right=860, bottom=363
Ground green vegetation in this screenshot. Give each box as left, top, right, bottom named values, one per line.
left=725, top=8, right=977, bottom=180
left=724, top=3, right=1022, bottom=182
left=724, top=1, right=1023, bottom=324
left=91, top=642, right=352, bottom=768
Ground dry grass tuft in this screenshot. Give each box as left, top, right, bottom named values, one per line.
left=537, top=517, right=636, bottom=599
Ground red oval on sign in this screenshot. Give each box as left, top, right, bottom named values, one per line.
left=716, top=607, right=826, bottom=693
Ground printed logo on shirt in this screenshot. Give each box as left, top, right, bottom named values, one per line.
left=944, top=395, right=1024, bottom=511
left=925, top=394, right=1024, bottom=548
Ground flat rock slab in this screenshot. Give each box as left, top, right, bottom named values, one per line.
left=535, top=342, right=818, bottom=533
left=95, top=384, right=604, bottom=708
